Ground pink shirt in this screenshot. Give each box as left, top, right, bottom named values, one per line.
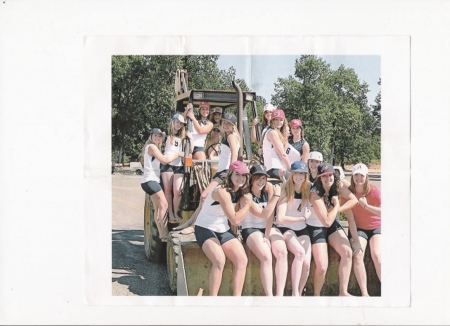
left=342, top=186, right=381, bottom=230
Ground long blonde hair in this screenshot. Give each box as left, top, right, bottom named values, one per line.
left=269, top=118, right=289, bottom=145
left=167, top=119, right=186, bottom=145
left=142, top=133, right=162, bottom=157
left=283, top=172, right=310, bottom=203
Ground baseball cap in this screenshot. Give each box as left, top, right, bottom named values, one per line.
left=222, top=113, right=237, bottom=126
left=352, top=163, right=369, bottom=176
left=229, top=161, right=249, bottom=174
left=308, top=151, right=323, bottom=162
left=172, top=113, right=186, bottom=124
left=290, top=119, right=303, bottom=128
left=150, top=128, right=166, bottom=138
left=211, top=124, right=221, bottom=132
left=317, top=162, right=335, bottom=177
left=212, top=107, right=222, bottom=114
left=263, top=103, right=275, bottom=112
left=250, top=164, right=269, bottom=176
left=291, top=160, right=309, bottom=173
left=272, top=109, right=285, bottom=119
left=199, top=101, right=210, bottom=108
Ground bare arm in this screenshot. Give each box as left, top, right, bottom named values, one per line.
left=249, top=183, right=281, bottom=220
left=147, top=144, right=181, bottom=165
left=227, top=133, right=240, bottom=163
left=276, top=192, right=312, bottom=225
left=301, top=141, right=310, bottom=163
left=213, top=189, right=252, bottom=226
left=267, top=130, right=290, bottom=171
left=338, top=185, right=358, bottom=213
left=309, top=192, right=339, bottom=227
left=358, top=196, right=381, bottom=216
left=345, top=208, right=363, bottom=255
left=186, top=110, right=213, bottom=134
left=250, top=117, right=260, bottom=143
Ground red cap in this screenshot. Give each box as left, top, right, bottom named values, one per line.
left=290, top=119, right=302, bottom=128
left=199, top=101, right=210, bottom=108
left=272, top=109, right=285, bottom=119
left=229, top=161, right=249, bottom=174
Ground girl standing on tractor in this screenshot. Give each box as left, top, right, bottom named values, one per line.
left=193, top=161, right=252, bottom=296
left=140, top=128, right=184, bottom=242
left=185, top=101, right=214, bottom=160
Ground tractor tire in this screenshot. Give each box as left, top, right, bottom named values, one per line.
left=166, top=232, right=181, bottom=294
left=144, top=194, right=165, bottom=263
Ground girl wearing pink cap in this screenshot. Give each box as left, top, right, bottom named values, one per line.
left=185, top=102, right=214, bottom=160
left=308, top=162, right=358, bottom=296
left=262, top=108, right=291, bottom=181
left=193, top=161, right=252, bottom=296
left=288, top=119, right=310, bottom=163
left=343, top=163, right=381, bottom=296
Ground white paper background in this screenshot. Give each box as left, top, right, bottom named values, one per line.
left=1, top=1, right=448, bottom=325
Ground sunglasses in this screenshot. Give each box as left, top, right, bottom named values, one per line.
left=212, top=128, right=220, bottom=132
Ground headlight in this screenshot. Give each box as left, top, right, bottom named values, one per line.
left=193, top=92, right=204, bottom=99
left=245, top=94, right=254, bottom=101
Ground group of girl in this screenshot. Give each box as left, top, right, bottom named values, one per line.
left=139, top=101, right=381, bottom=297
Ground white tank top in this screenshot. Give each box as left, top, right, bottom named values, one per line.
left=164, top=136, right=182, bottom=166
left=192, top=119, right=208, bottom=147
left=194, top=186, right=233, bottom=233
left=241, top=191, right=268, bottom=229
left=262, top=128, right=284, bottom=170
left=217, top=132, right=240, bottom=172
left=275, top=192, right=307, bottom=231
left=140, top=144, right=161, bottom=184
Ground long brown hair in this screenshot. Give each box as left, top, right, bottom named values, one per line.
left=222, top=170, right=249, bottom=202
left=349, top=176, right=371, bottom=196
left=283, top=172, right=309, bottom=203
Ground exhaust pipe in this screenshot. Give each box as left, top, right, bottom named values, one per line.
left=232, top=80, right=244, bottom=158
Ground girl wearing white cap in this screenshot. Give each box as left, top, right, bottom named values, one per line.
left=250, top=103, right=274, bottom=144
left=185, top=101, right=214, bottom=160
left=241, top=164, right=281, bottom=296
left=343, top=163, right=381, bottom=296
left=308, top=151, right=323, bottom=184
left=161, top=113, right=191, bottom=223
left=141, top=128, right=185, bottom=241
left=273, top=160, right=312, bottom=296
left=263, top=108, right=291, bottom=182
left=194, top=161, right=252, bottom=296
left=308, top=162, right=358, bottom=296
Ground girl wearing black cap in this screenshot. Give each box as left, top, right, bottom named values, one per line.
left=308, top=162, right=358, bottom=296
left=193, top=161, right=252, bottom=296
left=273, top=160, right=312, bottom=296
left=161, top=113, right=191, bottom=223
left=140, top=129, right=185, bottom=241
left=241, top=164, right=281, bottom=296
left=185, top=102, right=214, bottom=160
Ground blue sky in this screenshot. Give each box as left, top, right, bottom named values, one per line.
left=217, top=55, right=381, bottom=106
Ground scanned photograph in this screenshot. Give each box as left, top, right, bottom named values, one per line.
left=111, top=54, right=382, bottom=297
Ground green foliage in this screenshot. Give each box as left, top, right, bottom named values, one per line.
left=272, top=55, right=381, bottom=167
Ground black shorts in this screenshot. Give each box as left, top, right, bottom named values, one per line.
left=192, top=146, right=205, bottom=156
left=274, top=225, right=309, bottom=238
left=141, top=180, right=162, bottom=196
left=307, top=219, right=343, bottom=244
left=194, top=225, right=237, bottom=249
left=348, top=227, right=381, bottom=241
left=212, top=169, right=229, bottom=181
left=241, top=227, right=265, bottom=243
left=160, top=164, right=184, bottom=174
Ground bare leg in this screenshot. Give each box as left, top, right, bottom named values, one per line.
left=161, top=171, right=175, bottom=221
left=246, top=231, right=273, bottom=296
left=283, top=230, right=305, bottom=296
left=370, top=234, right=381, bottom=282
left=201, top=238, right=226, bottom=296
left=311, top=242, right=328, bottom=296
left=352, top=237, right=369, bottom=296
left=150, top=190, right=169, bottom=240
left=172, top=173, right=183, bottom=220
left=222, top=238, right=248, bottom=296
left=270, top=228, right=288, bottom=296
left=328, top=229, right=353, bottom=296
left=298, top=235, right=312, bottom=294
left=172, top=201, right=203, bottom=234
left=201, top=178, right=219, bottom=203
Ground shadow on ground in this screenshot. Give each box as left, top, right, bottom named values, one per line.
left=112, top=230, right=174, bottom=296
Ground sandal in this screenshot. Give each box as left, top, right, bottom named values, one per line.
left=160, top=237, right=168, bottom=243
left=168, top=216, right=182, bottom=224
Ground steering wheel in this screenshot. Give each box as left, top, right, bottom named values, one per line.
left=206, top=143, right=220, bottom=159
